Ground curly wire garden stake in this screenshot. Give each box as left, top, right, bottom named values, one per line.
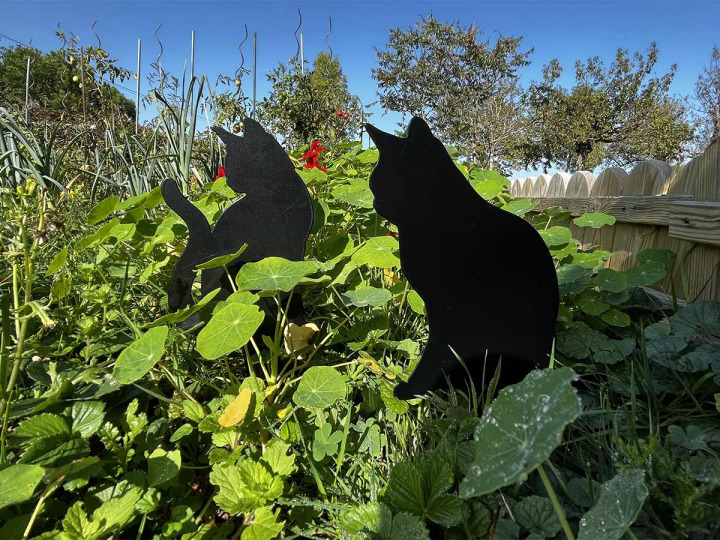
left=236, top=24, right=249, bottom=84
left=326, top=17, right=333, bottom=61
left=293, top=9, right=302, bottom=64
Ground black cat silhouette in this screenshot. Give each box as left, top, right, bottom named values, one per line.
left=365, top=117, right=559, bottom=400
left=161, top=118, right=314, bottom=327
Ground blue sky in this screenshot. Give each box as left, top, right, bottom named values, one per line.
left=2, top=0, right=719, bottom=175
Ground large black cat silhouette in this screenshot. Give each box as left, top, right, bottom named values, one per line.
left=365, top=117, right=559, bottom=400
left=161, top=118, right=314, bottom=328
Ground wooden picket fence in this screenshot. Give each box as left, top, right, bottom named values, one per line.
left=511, top=139, right=720, bottom=302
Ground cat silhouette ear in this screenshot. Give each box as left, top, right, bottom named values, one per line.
left=366, top=123, right=403, bottom=152
left=241, top=117, right=265, bottom=137
left=212, top=126, right=239, bottom=146
left=407, top=116, right=433, bottom=139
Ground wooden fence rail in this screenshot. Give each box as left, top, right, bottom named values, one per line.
left=511, top=139, right=720, bottom=301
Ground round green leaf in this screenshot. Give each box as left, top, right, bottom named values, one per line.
left=502, top=199, right=539, bottom=217
left=235, top=257, right=318, bottom=292
left=602, top=309, right=631, bottom=327
left=573, top=212, right=616, bottom=228
left=351, top=236, right=400, bottom=268
left=88, top=195, right=119, bottom=225
left=196, top=303, right=264, bottom=360
left=578, top=469, right=648, bottom=540
left=636, top=248, right=674, bottom=268
left=113, top=326, right=169, bottom=384
left=332, top=182, right=374, bottom=208
left=575, top=290, right=611, bottom=316
left=459, top=368, right=581, bottom=498
left=343, top=286, right=393, bottom=308
left=624, top=263, right=666, bottom=287
left=557, top=265, right=593, bottom=294
left=293, top=366, right=347, bottom=409
left=469, top=179, right=504, bottom=200
left=539, top=226, right=572, bottom=247
left=594, top=268, right=627, bottom=293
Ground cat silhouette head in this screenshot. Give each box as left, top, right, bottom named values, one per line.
left=212, top=118, right=294, bottom=194
left=366, top=117, right=459, bottom=225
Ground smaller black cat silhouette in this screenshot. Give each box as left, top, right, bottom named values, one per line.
left=366, top=117, right=559, bottom=400
left=161, top=118, right=313, bottom=327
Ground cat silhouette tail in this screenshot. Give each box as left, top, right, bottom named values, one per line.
left=161, top=179, right=212, bottom=238
left=394, top=338, right=456, bottom=400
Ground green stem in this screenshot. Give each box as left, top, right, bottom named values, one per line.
left=537, top=464, right=575, bottom=540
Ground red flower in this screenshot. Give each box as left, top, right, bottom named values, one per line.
left=302, top=141, right=326, bottom=172
left=215, top=164, right=226, bottom=180
left=386, top=230, right=397, bottom=239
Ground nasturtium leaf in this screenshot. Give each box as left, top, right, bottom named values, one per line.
left=11, top=412, right=71, bottom=444
left=218, top=388, right=253, bottom=427
left=210, top=460, right=283, bottom=514
left=578, top=469, right=648, bottom=540
left=241, top=506, right=285, bottom=540
left=515, top=496, right=562, bottom=537
left=0, top=464, right=45, bottom=509
left=459, top=368, right=581, bottom=498
left=557, top=265, right=593, bottom=294
left=646, top=335, right=689, bottom=366
left=196, top=244, right=248, bottom=270
left=46, top=246, right=68, bottom=276
left=572, top=251, right=612, bottom=270
left=352, top=236, right=400, bottom=268
left=575, top=290, right=611, bottom=316
left=333, top=181, right=374, bottom=209
left=112, top=326, right=168, bottom=384
left=88, top=195, right=119, bottom=225
left=196, top=303, right=264, bottom=360
left=672, top=344, right=720, bottom=373
left=624, top=263, right=666, bottom=287
left=594, top=268, right=627, bottom=293
left=550, top=239, right=579, bottom=260
left=469, top=169, right=511, bottom=186
left=406, top=290, right=426, bottom=316
left=502, top=198, right=540, bottom=217
left=71, top=401, right=105, bottom=438
left=539, top=226, right=572, bottom=247
left=602, top=309, right=631, bottom=327
left=343, top=286, right=393, bottom=308
left=148, top=448, right=181, bottom=486
left=293, top=366, right=346, bottom=409
left=573, top=212, right=616, bottom=228
left=636, top=248, right=674, bottom=268
left=235, top=257, right=318, bottom=292
left=470, top=179, right=504, bottom=200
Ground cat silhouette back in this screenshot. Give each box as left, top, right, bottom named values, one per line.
left=365, top=117, right=559, bottom=400
left=161, top=118, right=313, bottom=325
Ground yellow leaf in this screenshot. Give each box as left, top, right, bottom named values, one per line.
left=383, top=268, right=399, bottom=286
left=283, top=322, right=319, bottom=355
left=218, top=388, right=253, bottom=427
left=277, top=407, right=292, bottom=419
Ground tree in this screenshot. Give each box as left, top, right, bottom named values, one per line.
left=694, top=46, right=720, bottom=148
left=0, top=43, right=134, bottom=127
left=372, top=14, right=532, bottom=169
left=521, top=44, right=693, bottom=171
left=258, top=52, right=362, bottom=148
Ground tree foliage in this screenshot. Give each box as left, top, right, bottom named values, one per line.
left=258, top=52, right=362, bottom=148
left=694, top=46, right=720, bottom=148
left=521, top=43, right=693, bottom=171
left=0, top=42, right=134, bottom=127
left=372, top=15, right=532, bottom=169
